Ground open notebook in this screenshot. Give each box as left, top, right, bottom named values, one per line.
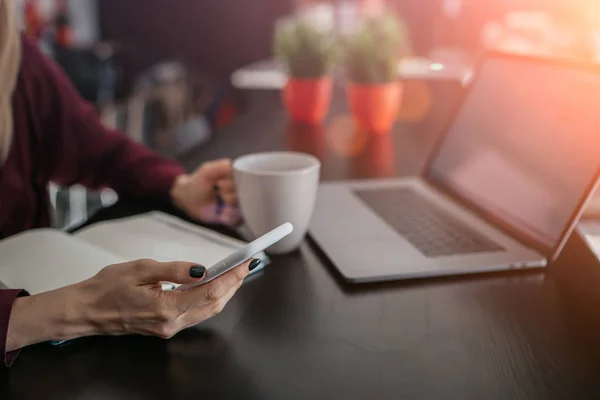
left=0, top=212, right=268, bottom=295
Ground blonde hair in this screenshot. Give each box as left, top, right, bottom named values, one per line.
left=0, top=0, right=21, bottom=163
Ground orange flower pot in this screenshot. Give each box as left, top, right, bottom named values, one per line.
left=347, top=81, right=403, bottom=135
left=283, top=77, right=332, bottom=125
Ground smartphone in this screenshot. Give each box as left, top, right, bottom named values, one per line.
left=175, top=222, right=293, bottom=291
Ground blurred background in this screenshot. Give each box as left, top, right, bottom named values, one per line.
left=17, top=0, right=600, bottom=228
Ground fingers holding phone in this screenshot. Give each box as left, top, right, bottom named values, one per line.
left=172, top=259, right=255, bottom=313
left=80, top=258, right=257, bottom=339
left=174, top=262, right=253, bottom=329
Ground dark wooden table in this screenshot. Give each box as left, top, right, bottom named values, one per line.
left=4, top=81, right=600, bottom=400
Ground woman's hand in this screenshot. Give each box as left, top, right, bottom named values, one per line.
left=6, top=258, right=256, bottom=352
left=170, top=158, right=241, bottom=226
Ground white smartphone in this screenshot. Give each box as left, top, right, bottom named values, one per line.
left=175, top=222, right=293, bottom=291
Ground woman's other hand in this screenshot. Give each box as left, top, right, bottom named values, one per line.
left=6, top=258, right=255, bottom=352
left=170, top=158, right=241, bottom=226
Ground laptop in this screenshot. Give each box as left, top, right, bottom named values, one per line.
left=309, top=52, right=600, bottom=283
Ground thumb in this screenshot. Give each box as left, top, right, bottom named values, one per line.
left=131, top=260, right=206, bottom=284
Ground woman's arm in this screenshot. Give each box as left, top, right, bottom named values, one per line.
left=21, top=36, right=186, bottom=200
left=2, top=258, right=254, bottom=367
left=4, top=286, right=88, bottom=355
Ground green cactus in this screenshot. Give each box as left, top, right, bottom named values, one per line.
left=274, top=19, right=338, bottom=79
left=343, top=14, right=412, bottom=84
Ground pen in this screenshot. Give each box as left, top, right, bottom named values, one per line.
left=214, top=184, right=224, bottom=216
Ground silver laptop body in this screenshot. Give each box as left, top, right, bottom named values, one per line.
left=309, top=53, right=600, bottom=283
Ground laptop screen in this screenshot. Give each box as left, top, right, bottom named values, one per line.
left=427, top=55, right=600, bottom=251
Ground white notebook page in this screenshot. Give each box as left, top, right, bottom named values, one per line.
left=0, top=229, right=124, bottom=294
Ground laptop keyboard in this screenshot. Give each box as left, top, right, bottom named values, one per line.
left=354, top=188, right=505, bottom=258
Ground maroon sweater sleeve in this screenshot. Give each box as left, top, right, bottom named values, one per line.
left=25, top=37, right=186, bottom=197
left=0, top=290, right=26, bottom=367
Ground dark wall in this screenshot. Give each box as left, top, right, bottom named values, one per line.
left=98, top=0, right=293, bottom=90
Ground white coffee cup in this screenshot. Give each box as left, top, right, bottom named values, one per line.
left=233, top=152, right=321, bottom=254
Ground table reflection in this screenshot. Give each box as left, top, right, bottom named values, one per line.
left=286, top=122, right=327, bottom=160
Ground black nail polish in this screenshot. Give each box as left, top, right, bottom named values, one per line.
left=249, top=259, right=261, bottom=272
left=189, top=265, right=206, bottom=278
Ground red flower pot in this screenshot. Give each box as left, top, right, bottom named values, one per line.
left=347, top=81, right=403, bottom=135
left=283, top=77, right=333, bottom=125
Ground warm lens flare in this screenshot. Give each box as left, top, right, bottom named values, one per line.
left=326, top=116, right=369, bottom=157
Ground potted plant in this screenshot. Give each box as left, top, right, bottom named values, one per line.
left=343, top=14, right=411, bottom=134
left=274, top=19, right=337, bottom=125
